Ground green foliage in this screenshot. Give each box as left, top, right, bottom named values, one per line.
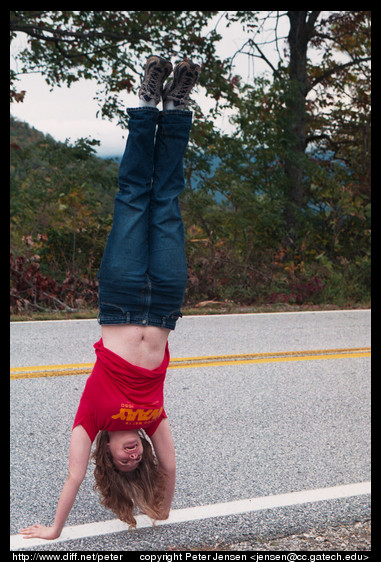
left=10, top=116, right=118, bottom=312
left=10, top=11, right=230, bottom=126
left=182, top=68, right=370, bottom=307
left=10, top=12, right=371, bottom=312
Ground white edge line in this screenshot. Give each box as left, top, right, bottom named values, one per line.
left=10, top=481, right=371, bottom=550
left=182, top=309, right=371, bottom=320
left=10, top=309, right=371, bottom=325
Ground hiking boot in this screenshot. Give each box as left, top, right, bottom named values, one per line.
left=163, top=61, right=201, bottom=108
left=138, top=56, right=173, bottom=106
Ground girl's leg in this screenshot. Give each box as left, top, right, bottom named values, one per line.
left=147, top=109, right=193, bottom=329
left=97, top=107, right=159, bottom=324
left=98, top=57, right=199, bottom=328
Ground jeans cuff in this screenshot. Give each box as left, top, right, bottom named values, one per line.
left=126, top=106, right=192, bottom=117
left=126, top=106, right=160, bottom=114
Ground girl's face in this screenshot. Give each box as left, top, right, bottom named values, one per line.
left=107, top=431, right=143, bottom=472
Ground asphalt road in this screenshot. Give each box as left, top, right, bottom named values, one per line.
left=10, top=310, right=371, bottom=552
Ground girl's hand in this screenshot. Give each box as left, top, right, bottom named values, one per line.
left=19, top=524, right=60, bottom=541
left=19, top=426, right=92, bottom=543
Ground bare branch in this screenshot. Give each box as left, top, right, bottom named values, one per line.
left=250, top=40, right=283, bottom=80
left=306, top=11, right=321, bottom=32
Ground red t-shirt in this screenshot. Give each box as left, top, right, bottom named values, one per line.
left=73, top=338, right=168, bottom=442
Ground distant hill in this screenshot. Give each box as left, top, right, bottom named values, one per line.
left=10, top=114, right=119, bottom=190
left=10, top=115, right=55, bottom=150
left=10, top=115, right=119, bottom=251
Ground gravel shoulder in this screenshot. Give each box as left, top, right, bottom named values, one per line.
left=176, top=520, right=371, bottom=552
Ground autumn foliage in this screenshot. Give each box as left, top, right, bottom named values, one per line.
left=10, top=12, right=371, bottom=314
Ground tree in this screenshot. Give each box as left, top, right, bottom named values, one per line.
left=223, top=11, right=371, bottom=239
left=10, top=11, right=371, bottom=307
left=282, top=11, right=321, bottom=235
left=10, top=11, right=232, bottom=123
left=182, top=11, right=371, bottom=304
left=11, top=12, right=370, bottom=224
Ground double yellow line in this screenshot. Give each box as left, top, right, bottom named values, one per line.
left=10, top=347, right=371, bottom=380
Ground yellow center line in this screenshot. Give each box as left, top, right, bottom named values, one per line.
left=10, top=347, right=371, bottom=380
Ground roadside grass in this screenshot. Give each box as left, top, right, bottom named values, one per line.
left=10, top=301, right=370, bottom=322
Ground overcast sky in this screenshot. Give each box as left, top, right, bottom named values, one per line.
left=10, top=13, right=289, bottom=157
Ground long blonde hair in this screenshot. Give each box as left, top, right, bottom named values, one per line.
left=92, top=430, right=166, bottom=528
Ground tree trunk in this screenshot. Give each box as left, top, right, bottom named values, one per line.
left=283, top=11, right=320, bottom=239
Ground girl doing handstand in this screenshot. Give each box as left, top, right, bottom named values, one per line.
left=20, top=55, right=200, bottom=540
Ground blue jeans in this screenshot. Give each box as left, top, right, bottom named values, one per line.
left=97, top=107, right=193, bottom=330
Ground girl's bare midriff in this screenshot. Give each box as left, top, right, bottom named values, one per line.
left=101, top=324, right=170, bottom=370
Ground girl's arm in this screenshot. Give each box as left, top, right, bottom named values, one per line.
left=150, top=418, right=176, bottom=519
left=20, top=425, right=92, bottom=540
